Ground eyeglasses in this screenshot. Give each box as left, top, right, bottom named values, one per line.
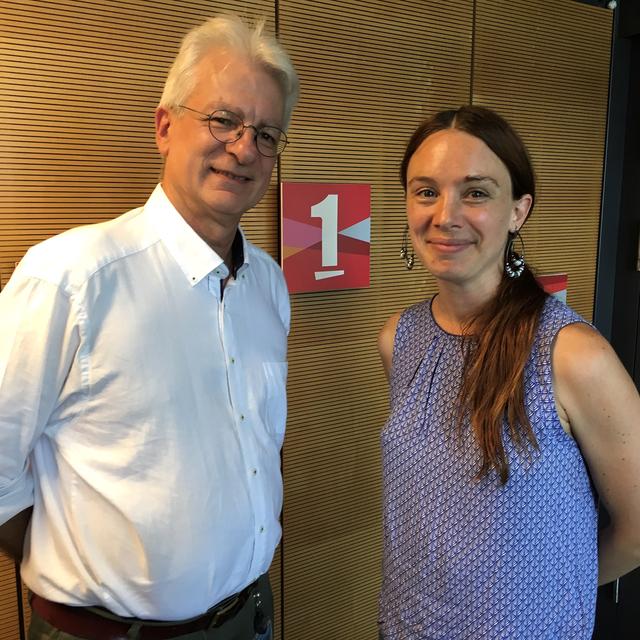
left=179, top=105, right=288, bottom=157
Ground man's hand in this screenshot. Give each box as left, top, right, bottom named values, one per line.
left=0, top=507, right=33, bottom=562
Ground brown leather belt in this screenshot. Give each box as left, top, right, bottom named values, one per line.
left=30, top=582, right=255, bottom=640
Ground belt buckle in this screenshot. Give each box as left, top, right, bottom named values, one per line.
left=207, top=591, right=243, bottom=629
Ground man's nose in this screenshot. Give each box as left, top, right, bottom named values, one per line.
left=225, top=126, right=259, bottom=163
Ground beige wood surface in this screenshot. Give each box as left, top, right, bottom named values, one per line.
left=473, top=0, right=612, bottom=321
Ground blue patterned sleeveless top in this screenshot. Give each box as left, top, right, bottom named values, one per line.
left=379, top=296, right=598, bottom=639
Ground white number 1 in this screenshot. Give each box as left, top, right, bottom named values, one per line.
left=310, top=194, right=344, bottom=280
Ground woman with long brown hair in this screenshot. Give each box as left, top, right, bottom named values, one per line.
left=378, top=105, right=640, bottom=639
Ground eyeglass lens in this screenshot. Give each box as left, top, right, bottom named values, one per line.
left=208, top=110, right=286, bottom=157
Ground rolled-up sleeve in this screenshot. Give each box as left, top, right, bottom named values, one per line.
left=0, top=265, right=80, bottom=525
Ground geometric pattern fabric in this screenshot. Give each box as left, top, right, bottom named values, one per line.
left=379, top=297, right=598, bottom=639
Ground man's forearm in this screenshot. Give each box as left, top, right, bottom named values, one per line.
left=0, top=507, right=33, bottom=562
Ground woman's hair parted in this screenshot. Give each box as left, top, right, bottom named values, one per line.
left=401, top=105, right=547, bottom=484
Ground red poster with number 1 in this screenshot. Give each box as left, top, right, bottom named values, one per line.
left=280, top=183, right=370, bottom=293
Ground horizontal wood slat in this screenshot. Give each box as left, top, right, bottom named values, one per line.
left=0, top=555, right=20, bottom=640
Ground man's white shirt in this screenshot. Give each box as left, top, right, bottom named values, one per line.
left=0, top=184, right=289, bottom=619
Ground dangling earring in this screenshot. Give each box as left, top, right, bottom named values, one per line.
left=505, top=230, right=525, bottom=278
left=400, top=224, right=415, bottom=270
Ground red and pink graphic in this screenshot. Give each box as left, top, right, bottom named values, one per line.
left=536, top=273, right=568, bottom=303
left=281, top=183, right=370, bottom=293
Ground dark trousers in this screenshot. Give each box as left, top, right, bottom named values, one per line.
left=28, top=574, right=274, bottom=640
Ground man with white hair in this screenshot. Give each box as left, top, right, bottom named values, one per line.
left=0, top=13, right=298, bottom=639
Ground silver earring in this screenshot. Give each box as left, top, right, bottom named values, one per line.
left=505, top=230, right=525, bottom=278
left=400, top=225, right=415, bottom=270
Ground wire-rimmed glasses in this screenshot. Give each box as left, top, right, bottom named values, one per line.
left=179, top=105, right=288, bottom=157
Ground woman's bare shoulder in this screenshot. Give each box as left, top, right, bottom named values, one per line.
left=378, top=311, right=403, bottom=381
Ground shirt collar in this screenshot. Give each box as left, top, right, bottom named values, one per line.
left=145, top=184, right=249, bottom=286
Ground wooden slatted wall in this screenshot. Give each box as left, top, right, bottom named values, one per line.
left=0, top=557, right=19, bottom=640
left=473, top=0, right=612, bottom=321
left=278, top=2, right=472, bottom=638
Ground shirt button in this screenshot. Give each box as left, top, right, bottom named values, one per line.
left=252, top=468, right=257, bottom=476
left=240, top=414, right=245, bottom=421
left=259, top=526, right=265, bottom=533
left=230, top=357, right=235, bottom=364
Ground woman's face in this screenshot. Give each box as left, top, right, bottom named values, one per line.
left=405, top=128, right=531, bottom=294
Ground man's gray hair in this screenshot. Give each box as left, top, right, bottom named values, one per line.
left=159, top=14, right=299, bottom=127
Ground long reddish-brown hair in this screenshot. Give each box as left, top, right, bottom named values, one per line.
left=401, top=106, right=547, bottom=483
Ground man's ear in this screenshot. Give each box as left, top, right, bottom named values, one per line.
left=155, top=106, right=172, bottom=157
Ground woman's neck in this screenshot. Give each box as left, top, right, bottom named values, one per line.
left=432, top=283, right=497, bottom=334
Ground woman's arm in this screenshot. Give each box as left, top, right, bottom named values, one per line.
left=378, top=312, right=401, bottom=382
left=553, top=322, right=640, bottom=585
